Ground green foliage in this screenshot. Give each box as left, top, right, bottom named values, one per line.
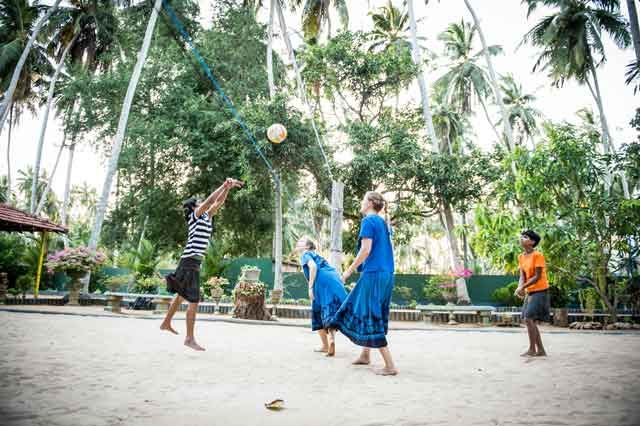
left=0, top=233, right=31, bottom=287
left=393, top=285, right=413, bottom=303
left=491, top=281, right=520, bottom=307
left=133, top=274, right=164, bottom=294
left=103, top=274, right=133, bottom=292
left=423, top=275, right=452, bottom=305
left=15, top=275, right=32, bottom=299
left=473, top=121, right=640, bottom=317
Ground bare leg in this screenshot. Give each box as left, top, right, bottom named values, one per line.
left=521, top=319, right=536, bottom=356
left=533, top=322, right=547, bottom=356
left=352, top=347, right=371, bottom=365
left=315, top=329, right=329, bottom=352
left=326, top=329, right=336, bottom=357
left=160, top=295, right=183, bottom=335
left=375, top=346, right=398, bottom=376
left=184, top=302, right=205, bottom=351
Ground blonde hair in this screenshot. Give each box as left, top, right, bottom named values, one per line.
left=300, top=236, right=317, bottom=251
left=365, top=191, right=392, bottom=232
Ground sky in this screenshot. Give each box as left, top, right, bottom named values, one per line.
left=2, top=0, right=637, bottom=204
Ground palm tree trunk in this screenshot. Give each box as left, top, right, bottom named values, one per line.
left=626, top=0, right=640, bottom=63
left=6, top=104, right=14, bottom=203
left=276, top=1, right=304, bottom=101
left=61, top=142, right=76, bottom=248
left=441, top=203, right=470, bottom=303
left=463, top=0, right=515, bottom=152
left=30, top=32, right=79, bottom=213
left=274, top=172, right=283, bottom=292
left=88, top=0, right=162, bottom=259
left=34, top=134, right=66, bottom=216
left=479, top=97, right=502, bottom=143
left=588, top=67, right=631, bottom=198
left=0, top=0, right=63, bottom=134
left=407, top=0, right=439, bottom=152
left=267, top=0, right=276, bottom=98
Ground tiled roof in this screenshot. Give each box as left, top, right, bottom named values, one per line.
left=0, top=204, right=68, bottom=234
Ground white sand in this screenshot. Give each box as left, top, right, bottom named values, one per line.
left=1, top=310, right=639, bottom=426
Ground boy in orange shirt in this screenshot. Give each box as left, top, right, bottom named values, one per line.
left=515, top=230, right=550, bottom=357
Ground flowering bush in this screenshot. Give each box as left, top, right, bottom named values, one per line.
left=452, top=267, right=473, bottom=279
left=203, top=276, right=229, bottom=298
left=233, top=281, right=266, bottom=299
left=45, top=247, right=106, bottom=275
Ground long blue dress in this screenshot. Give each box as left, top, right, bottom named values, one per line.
left=301, top=251, right=348, bottom=331
left=331, top=214, right=395, bottom=348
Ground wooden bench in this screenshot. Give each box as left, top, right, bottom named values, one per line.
left=417, top=304, right=495, bottom=325
left=103, top=292, right=173, bottom=314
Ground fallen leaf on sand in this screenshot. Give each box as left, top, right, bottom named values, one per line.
left=265, top=399, right=285, bottom=410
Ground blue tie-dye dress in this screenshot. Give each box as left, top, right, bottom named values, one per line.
left=331, top=214, right=395, bottom=348
left=301, top=251, right=347, bottom=331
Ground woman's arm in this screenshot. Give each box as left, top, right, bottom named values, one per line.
left=207, top=185, right=232, bottom=217
left=341, top=238, right=372, bottom=283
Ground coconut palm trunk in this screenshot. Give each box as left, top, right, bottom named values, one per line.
left=87, top=0, right=162, bottom=268
left=626, top=0, right=640, bottom=62
left=0, top=0, right=63, bottom=134
left=30, top=33, right=79, bottom=213
left=407, top=0, right=439, bottom=152
left=34, top=134, right=66, bottom=216
left=61, top=142, right=76, bottom=248
left=267, top=0, right=276, bottom=98
left=442, top=203, right=470, bottom=303
left=463, top=0, right=515, bottom=151
left=6, top=104, right=14, bottom=203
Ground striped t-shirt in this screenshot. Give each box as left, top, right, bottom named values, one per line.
left=181, top=211, right=213, bottom=259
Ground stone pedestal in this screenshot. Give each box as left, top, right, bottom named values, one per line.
left=553, top=308, right=569, bottom=327
left=270, top=288, right=283, bottom=319
left=0, top=273, right=7, bottom=303
left=104, top=295, right=123, bottom=313
left=153, top=297, right=170, bottom=314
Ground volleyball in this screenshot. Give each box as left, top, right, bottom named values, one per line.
left=267, top=123, right=287, bottom=144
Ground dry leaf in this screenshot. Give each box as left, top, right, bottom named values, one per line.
left=264, top=399, right=285, bottom=410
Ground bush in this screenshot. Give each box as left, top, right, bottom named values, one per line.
left=548, top=284, right=570, bottom=308
left=15, top=275, right=32, bottom=299
left=103, top=274, right=133, bottom=292
left=491, top=281, right=520, bottom=306
left=423, top=276, right=448, bottom=305
left=393, top=285, right=413, bottom=304
left=133, top=274, right=164, bottom=294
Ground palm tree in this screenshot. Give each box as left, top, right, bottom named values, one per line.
left=0, top=0, right=53, bottom=197
left=435, top=20, right=504, bottom=144
left=30, top=0, right=119, bottom=213
left=0, top=0, right=62, bottom=134
left=463, top=0, right=515, bottom=151
left=499, top=75, right=543, bottom=147
left=407, top=0, right=439, bottom=152
left=626, top=0, right=640, bottom=62
left=431, top=92, right=468, bottom=155
left=522, top=0, right=630, bottom=155
left=290, top=0, right=349, bottom=43
left=370, top=0, right=411, bottom=51
left=88, top=0, right=163, bottom=264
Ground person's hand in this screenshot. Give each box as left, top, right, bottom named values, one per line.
left=341, top=269, right=352, bottom=284
left=515, top=286, right=525, bottom=299
left=224, top=178, right=234, bottom=188
left=229, top=178, right=244, bottom=188
left=308, top=287, right=314, bottom=302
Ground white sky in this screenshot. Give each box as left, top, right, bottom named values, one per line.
left=2, top=0, right=637, bottom=203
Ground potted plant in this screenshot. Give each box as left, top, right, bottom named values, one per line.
left=104, top=274, right=132, bottom=293
left=206, top=276, right=229, bottom=313
left=240, top=265, right=261, bottom=281
left=134, top=274, right=164, bottom=294
left=45, top=247, right=106, bottom=305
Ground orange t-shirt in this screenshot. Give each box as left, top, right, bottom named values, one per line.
left=518, top=251, right=549, bottom=293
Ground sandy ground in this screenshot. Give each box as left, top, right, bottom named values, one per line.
left=1, top=310, right=639, bottom=426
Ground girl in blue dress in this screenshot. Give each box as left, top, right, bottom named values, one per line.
left=296, top=237, right=347, bottom=356
left=332, top=191, right=398, bottom=376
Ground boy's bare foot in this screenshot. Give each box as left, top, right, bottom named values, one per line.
left=520, top=350, right=535, bottom=357
left=375, top=367, right=398, bottom=376
left=534, top=350, right=547, bottom=357
left=184, top=339, right=205, bottom=351
left=314, top=347, right=329, bottom=353
left=160, top=323, right=179, bottom=335
left=352, top=356, right=370, bottom=365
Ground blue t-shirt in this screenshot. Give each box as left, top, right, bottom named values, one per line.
left=357, top=214, right=394, bottom=273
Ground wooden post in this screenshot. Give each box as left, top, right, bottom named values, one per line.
left=329, top=181, right=344, bottom=272
left=34, top=231, right=48, bottom=299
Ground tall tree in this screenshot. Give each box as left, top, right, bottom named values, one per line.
left=0, top=0, right=62, bottom=134
left=626, top=0, right=640, bottom=62
left=369, top=0, right=411, bottom=51
left=290, top=0, right=349, bottom=43
left=463, top=0, right=515, bottom=151
left=499, top=74, right=543, bottom=147
left=87, top=0, right=162, bottom=283
left=522, top=0, right=630, bottom=156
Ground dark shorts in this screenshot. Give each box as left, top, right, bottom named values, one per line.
left=522, top=289, right=550, bottom=322
left=166, top=256, right=201, bottom=303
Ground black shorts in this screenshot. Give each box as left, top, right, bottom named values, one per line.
left=165, top=256, right=201, bottom=303
left=522, top=289, right=550, bottom=322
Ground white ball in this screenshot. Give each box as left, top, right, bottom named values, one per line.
left=267, top=123, right=287, bottom=144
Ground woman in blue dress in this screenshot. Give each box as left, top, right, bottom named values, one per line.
left=296, top=237, right=347, bottom=356
left=332, top=191, right=398, bottom=376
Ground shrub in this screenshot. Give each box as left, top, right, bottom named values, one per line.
left=491, top=282, right=521, bottom=306
left=133, top=274, right=164, bottom=294
left=15, top=275, right=32, bottom=299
